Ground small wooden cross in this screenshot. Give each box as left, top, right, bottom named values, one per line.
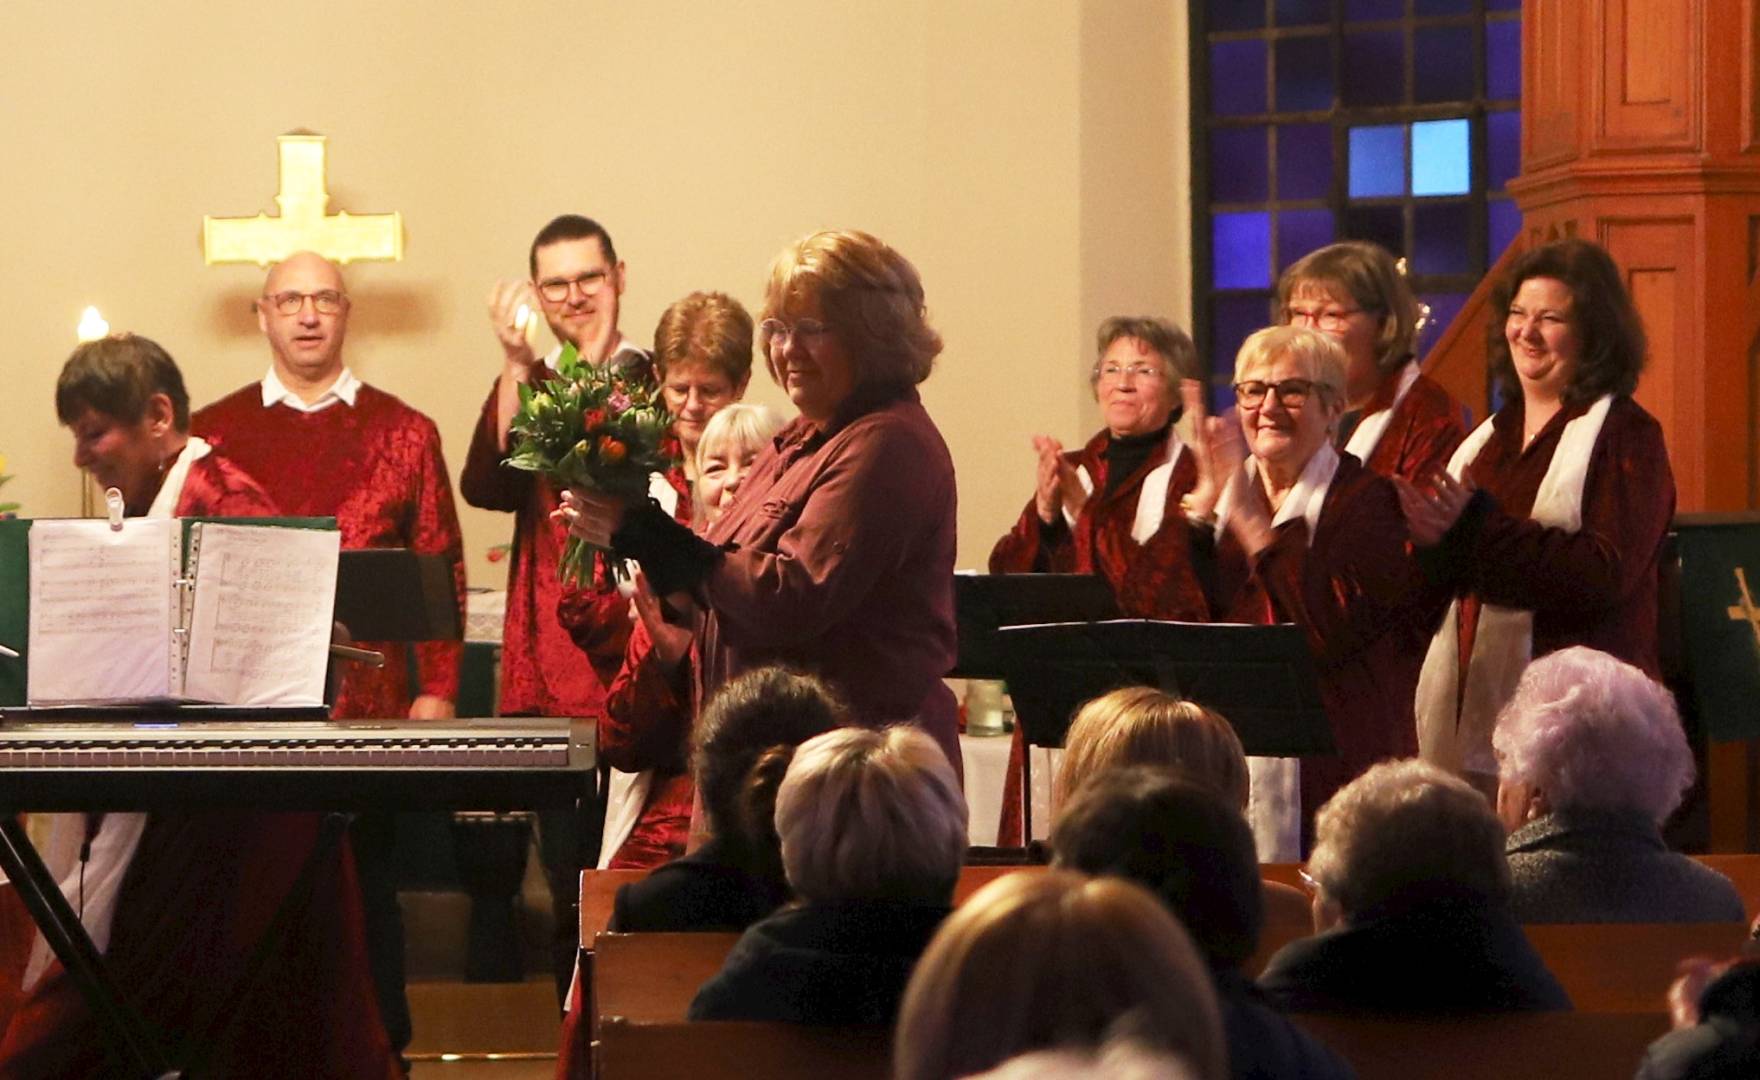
left=203, top=131, right=403, bottom=266
left=1727, top=566, right=1760, bottom=649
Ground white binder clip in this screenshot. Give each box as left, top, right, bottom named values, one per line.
left=105, top=487, right=125, bottom=531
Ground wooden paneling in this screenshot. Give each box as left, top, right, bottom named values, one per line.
left=1595, top=0, right=1701, bottom=152
left=1602, top=216, right=1694, bottom=492
left=1527, top=0, right=1586, bottom=169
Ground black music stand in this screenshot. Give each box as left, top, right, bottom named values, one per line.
left=334, top=549, right=461, bottom=642
left=996, top=620, right=1332, bottom=841
left=951, top=573, right=1118, bottom=679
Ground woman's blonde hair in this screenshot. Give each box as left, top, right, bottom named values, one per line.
left=774, top=725, right=967, bottom=905
left=694, top=403, right=783, bottom=474
left=1055, top=687, right=1248, bottom=811
left=759, top=229, right=943, bottom=393
left=894, top=870, right=1226, bottom=1080
left=1232, top=324, right=1348, bottom=399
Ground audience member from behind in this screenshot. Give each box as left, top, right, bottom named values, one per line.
left=688, top=725, right=966, bottom=1025
left=967, top=1036, right=1204, bottom=1080
left=1052, top=769, right=1354, bottom=1080
left=609, top=666, right=846, bottom=933
left=1638, top=950, right=1760, bottom=1080
left=894, top=870, right=1225, bottom=1080
left=1495, top=647, right=1742, bottom=924
left=1257, top=759, right=1570, bottom=1013
left=1055, top=687, right=1310, bottom=927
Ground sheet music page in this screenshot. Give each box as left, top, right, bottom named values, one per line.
left=27, top=518, right=177, bottom=703
left=181, top=524, right=340, bottom=706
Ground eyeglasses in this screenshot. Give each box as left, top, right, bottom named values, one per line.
left=1094, top=362, right=1166, bottom=384
left=536, top=270, right=611, bottom=303
left=264, top=290, right=346, bottom=316
left=1297, top=866, right=1322, bottom=896
left=1233, top=377, right=1327, bottom=409
left=1284, top=305, right=1367, bottom=332
left=760, top=318, right=836, bottom=349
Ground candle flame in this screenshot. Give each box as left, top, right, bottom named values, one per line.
left=77, top=306, right=110, bottom=342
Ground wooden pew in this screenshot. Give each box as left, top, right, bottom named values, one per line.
left=1694, top=853, right=1760, bottom=922
left=1525, top=921, right=1746, bottom=1012
left=598, top=1018, right=890, bottom=1080
left=580, top=868, right=647, bottom=942
left=593, top=932, right=740, bottom=1032
left=1294, top=1011, right=1669, bottom=1080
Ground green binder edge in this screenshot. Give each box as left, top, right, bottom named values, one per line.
left=0, top=516, right=336, bottom=707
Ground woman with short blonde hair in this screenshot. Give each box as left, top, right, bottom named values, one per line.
left=1055, top=687, right=1248, bottom=810
left=894, top=870, right=1226, bottom=1080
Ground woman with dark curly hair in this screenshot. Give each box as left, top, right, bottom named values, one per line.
left=1399, top=238, right=1676, bottom=793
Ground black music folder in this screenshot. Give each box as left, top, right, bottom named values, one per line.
left=995, top=620, right=1333, bottom=757
left=951, top=573, right=1119, bottom=679
left=334, top=549, right=461, bottom=642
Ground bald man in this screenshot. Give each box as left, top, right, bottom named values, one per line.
left=191, top=251, right=467, bottom=1056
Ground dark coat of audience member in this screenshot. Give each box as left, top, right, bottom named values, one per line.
left=608, top=836, right=792, bottom=933
left=1638, top=961, right=1760, bottom=1080
left=1506, top=809, right=1744, bottom=925
left=1051, top=768, right=1356, bottom=1079
left=1256, top=759, right=1570, bottom=1014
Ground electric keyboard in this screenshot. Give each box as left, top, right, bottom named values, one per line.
left=0, top=716, right=595, bottom=811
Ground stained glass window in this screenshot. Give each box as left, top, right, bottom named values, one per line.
left=1195, top=1, right=1523, bottom=405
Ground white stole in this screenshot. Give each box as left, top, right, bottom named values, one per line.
left=1414, top=396, right=1614, bottom=778
left=1215, top=444, right=1341, bottom=863
left=1343, top=361, right=1421, bottom=464
left=21, top=437, right=213, bottom=989
left=1063, top=428, right=1187, bottom=543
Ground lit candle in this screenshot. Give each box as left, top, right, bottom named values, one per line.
left=76, top=306, right=109, bottom=342
left=514, top=303, right=539, bottom=346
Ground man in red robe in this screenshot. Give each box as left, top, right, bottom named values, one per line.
left=191, top=251, right=466, bottom=1058
left=460, top=215, right=650, bottom=1004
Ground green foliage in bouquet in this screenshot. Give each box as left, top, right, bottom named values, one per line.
left=506, top=344, right=675, bottom=583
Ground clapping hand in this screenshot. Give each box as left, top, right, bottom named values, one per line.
left=1394, top=471, right=1474, bottom=547
left=486, top=280, right=539, bottom=371
left=630, top=570, right=695, bottom=669
left=1031, top=435, right=1087, bottom=525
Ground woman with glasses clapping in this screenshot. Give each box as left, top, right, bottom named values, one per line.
left=1183, top=325, right=1437, bottom=860
left=986, top=317, right=1211, bottom=844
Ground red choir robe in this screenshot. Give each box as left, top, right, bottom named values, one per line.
left=566, top=467, right=694, bottom=869
left=0, top=451, right=400, bottom=1078
left=1445, top=395, right=1674, bottom=682
left=988, top=426, right=1208, bottom=843
left=1351, top=368, right=1469, bottom=485
left=1211, top=454, right=1435, bottom=836
left=192, top=383, right=466, bottom=717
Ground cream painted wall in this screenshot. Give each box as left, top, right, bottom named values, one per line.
left=0, top=0, right=1189, bottom=583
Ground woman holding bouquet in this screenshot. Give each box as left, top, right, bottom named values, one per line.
left=561, top=229, right=962, bottom=774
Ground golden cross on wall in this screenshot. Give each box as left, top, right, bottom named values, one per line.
left=202, top=132, right=403, bottom=266
left=1727, top=566, right=1760, bottom=649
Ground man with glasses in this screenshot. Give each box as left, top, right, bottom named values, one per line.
left=459, top=214, right=651, bottom=1008
left=191, top=249, right=467, bottom=1061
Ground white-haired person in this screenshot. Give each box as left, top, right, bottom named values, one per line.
left=1495, top=647, right=1743, bottom=924
left=1183, top=325, right=1434, bottom=859
left=893, top=870, right=1226, bottom=1080
left=687, top=725, right=967, bottom=1025
left=592, top=402, right=784, bottom=870
left=1256, top=759, right=1569, bottom=1013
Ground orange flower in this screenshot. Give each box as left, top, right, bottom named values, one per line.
left=597, top=435, right=627, bottom=463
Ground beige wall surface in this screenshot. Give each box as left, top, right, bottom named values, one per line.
left=0, top=0, right=1190, bottom=582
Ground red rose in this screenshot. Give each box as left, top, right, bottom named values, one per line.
left=597, top=435, right=627, bottom=464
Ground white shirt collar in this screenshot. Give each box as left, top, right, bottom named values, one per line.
left=261, top=366, right=361, bottom=413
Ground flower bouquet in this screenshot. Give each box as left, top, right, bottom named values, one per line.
left=505, top=344, right=675, bottom=584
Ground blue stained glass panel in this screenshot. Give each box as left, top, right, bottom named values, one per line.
left=1487, top=19, right=1521, bottom=100
left=1278, top=209, right=1335, bottom=271
left=1345, top=0, right=1402, bottom=18
left=1412, top=202, right=1472, bottom=274
left=1275, top=0, right=1331, bottom=27
left=1211, top=40, right=1270, bottom=116
left=1213, top=212, right=1273, bottom=289
left=1488, top=110, right=1520, bottom=190
left=1277, top=124, right=1334, bottom=199
left=1486, top=0, right=1522, bottom=9
left=1342, top=31, right=1404, bottom=106
left=1275, top=35, right=1333, bottom=111
left=1343, top=204, right=1404, bottom=255
left=1348, top=124, right=1406, bottom=198
left=1209, top=0, right=1266, bottom=30
left=1211, top=293, right=1277, bottom=387
left=1414, top=26, right=1474, bottom=103
left=1417, top=292, right=1469, bottom=356
left=1415, top=0, right=1471, bottom=13
left=1411, top=118, right=1470, bottom=195
left=1488, top=198, right=1521, bottom=255
left=1211, top=127, right=1271, bottom=203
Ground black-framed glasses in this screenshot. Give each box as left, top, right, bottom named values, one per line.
left=536, top=270, right=610, bottom=303
left=760, top=317, right=835, bottom=349
left=264, top=290, right=346, bottom=316
left=1233, top=378, right=1325, bottom=410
